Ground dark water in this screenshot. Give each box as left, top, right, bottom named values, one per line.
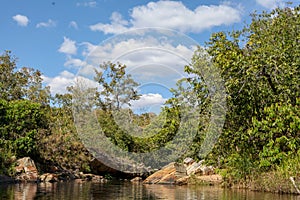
left=0, top=181, right=299, bottom=200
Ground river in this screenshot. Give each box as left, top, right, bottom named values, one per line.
left=0, top=181, right=299, bottom=200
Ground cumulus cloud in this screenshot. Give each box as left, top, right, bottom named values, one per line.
left=256, top=0, right=285, bottom=9
left=42, top=70, right=75, bottom=95
left=42, top=70, right=98, bottom=95
left=58, top=37, right=77, bottom=55
left=64, top=57, right=86, bottom=68
left=12, top=14, right=29, bottom=26
left=130, top=93, right=167, bottom=110
left=36, top=19, right=56, bottom=28
left=82, top=34, right=195, bottom=87
left=76, top=1, right=97, bottom=7
left=90, top=12, right=129, bottom=34
left=69, top=21, right=78, bottom=29
left=90, top=1, right=242, bottom=34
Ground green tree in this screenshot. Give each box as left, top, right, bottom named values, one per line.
left=0, top=51, right=24, bottom=100
left=203, top=5, right=300, bottom=175
left=94, top=62, right=140, bottom=110
left=0, top=99, right=48, bottom=158
left=0, top=51, right=50, bottom=104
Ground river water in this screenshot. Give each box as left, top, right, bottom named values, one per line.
left=0, top=181, right=299, bottom=200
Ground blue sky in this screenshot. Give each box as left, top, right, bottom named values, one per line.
left=1, top=0, right=299, bottom=112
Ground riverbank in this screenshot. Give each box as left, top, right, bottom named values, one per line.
left=1, top=156, right=300, bottom=196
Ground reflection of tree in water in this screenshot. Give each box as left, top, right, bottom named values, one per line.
left=91, top=181, right=157, bottom=200
left=0, top=182, right=297, bottom=199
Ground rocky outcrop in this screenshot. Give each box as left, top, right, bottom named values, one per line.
left=15, top=157, right=39, bottom=182
left=90, top=156, right=150, bottom=178
left=39, top=173, right=59, bottom=182
left=143, top=158, right=221, bottom=185
left=38, top=171, right=108, bottom=183
left=143, top=162, right=188, bottom=184
left=6, top=157, right=110, bottom=183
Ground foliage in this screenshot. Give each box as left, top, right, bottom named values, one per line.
left=0, top=99, right=48, bottom=158
left=0, top=5, right=299, bottom=184
left=203, top=5, right=300, bottom=179
left=250, top=100, right=300, bottom=170
left=0, top=51, right=50, bottom=103
left=38, top=104, right=92, bottom=172
left=94, top=62, right=140, bottom=110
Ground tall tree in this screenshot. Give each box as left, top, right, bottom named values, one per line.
left=204, top=5, right=300, bottom=171
left=94, top=62, right=140, bottom=110
left=0, top=51, right=50, bottom=104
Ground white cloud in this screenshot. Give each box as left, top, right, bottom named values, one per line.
left=83, top=35, right=195, bottom=86
left=69, top=21, right=78, bottom=29
left=130, top=93, right=167, bottom=110
left=42, top=70, right=98, bottom=95
left=36, top=19, right=56, bottom=28
left=12, top=14, right=29, bottom=26
left=42, top=70, right=75, bottom=95
left=58, top=37, right=77, bottom=55
left=90, top=12, right=129, bottom=34
left=76, top=1, right=97, bottom=7
left=256, top=0, right=285, bottom=9
left=64, top=57, right=86, bottom=68
left=90, top=1, right=242, bottom=34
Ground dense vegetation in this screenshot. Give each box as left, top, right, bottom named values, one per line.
left=0, top=5, right=299, bottom=191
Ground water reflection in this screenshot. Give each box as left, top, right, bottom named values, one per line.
left=0, top=181, right=299, bottom=200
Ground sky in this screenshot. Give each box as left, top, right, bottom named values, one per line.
left=1, top=0, right=299, bottom=113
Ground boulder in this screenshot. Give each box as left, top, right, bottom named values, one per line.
left=15, top=157, right=39, bottom=182
left=201, top=165, right=214, bottom=175
left=186, top=160, right=214, bottom=176
left=183, top=157, right=194, bottom=166
left=92, top=175, right=107, bottom=183
left=186, top=162, right=202, bottom=176
left=143, top=162, right=186, bottom=184
left=175, top=176, right=189, bottom=185
left=39, top=173, right=59, bottom=182
left=89, top=154, right=151, bottom=177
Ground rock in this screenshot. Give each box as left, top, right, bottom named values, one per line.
left=175, top=176, right=189, bottom=185
left=81, top=173, right=94, bottom=181
left=143, top=160, right=218, bottom=185
left=15, top=157, right=39, bottom=182
left=183, top=157, right=194, bottom=166
left=196, top=174, right=222, bottom=184
left=186, top=162, right=202, bottom=176
left=92, top=175, right=107, bottom=183
left=76, top=173, right=107, bottom=183
left=201, top=166, right=214, bottom=175
left=174, top=163, right=186, bottom=177
left=186, top=160, right=214, bottom=176
left=89, top=155, right=150, bottom=177
left=143, top=162, right=186, bottom=185
left=143, top=162, right=176, bottom=184
left=47, top=174, right=58, bottom=182
left=39, top=173, right=58, bottom=182
left=131, top=177, right=142, bottom=182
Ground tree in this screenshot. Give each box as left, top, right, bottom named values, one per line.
left=94, top=62, right=140, bottom=110
left=0, top=51, right=50, bottom=104
left=0, top=51, right=24, bottom=100
left=203, top=5, right=300, bottom=173
left=0, top=99, right=48, bottom=158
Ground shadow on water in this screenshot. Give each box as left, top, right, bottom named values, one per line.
left=0, top=181, right=300, bottom=200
